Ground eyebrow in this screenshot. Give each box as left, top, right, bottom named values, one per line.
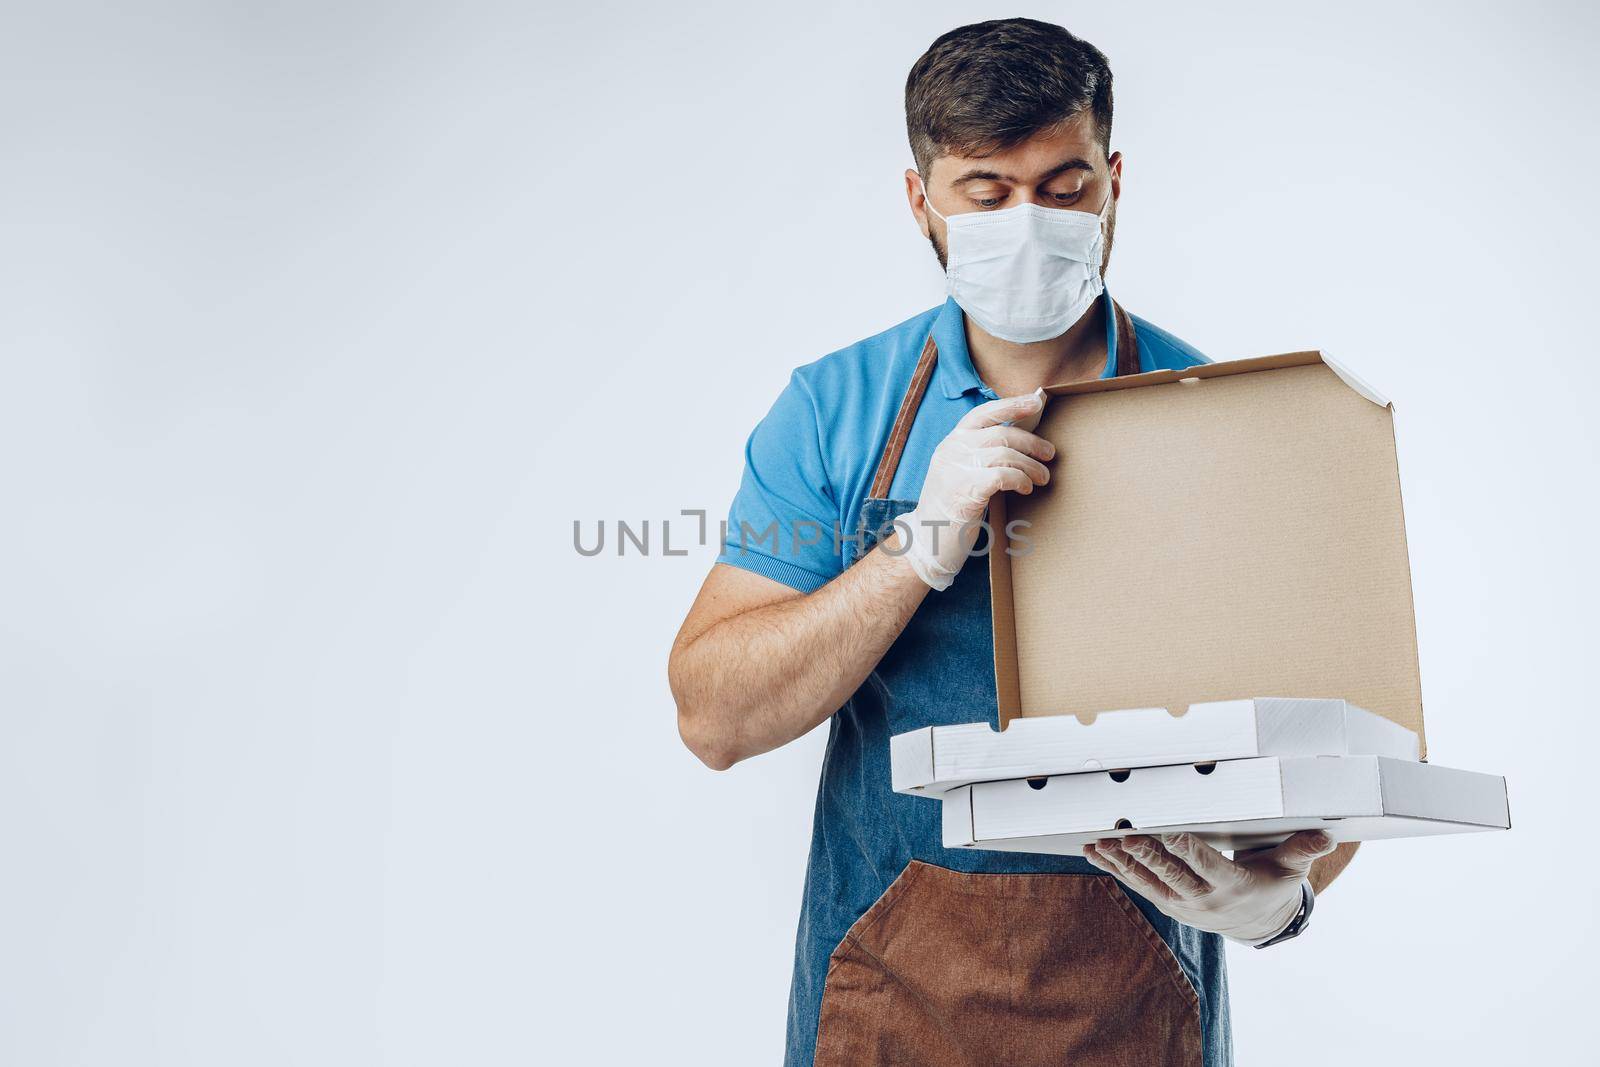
left=951, top=158, right=1095, bottom=185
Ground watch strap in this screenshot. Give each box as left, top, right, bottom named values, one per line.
left=1254, top=881, right=1315, bottom=949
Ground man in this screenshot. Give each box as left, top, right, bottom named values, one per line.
left=669, top=18, right=1355, bottom=1067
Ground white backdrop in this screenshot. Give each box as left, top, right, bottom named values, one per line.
left=2, top=1, right=1595, bottom=1063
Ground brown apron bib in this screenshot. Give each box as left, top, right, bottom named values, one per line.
left=813, top=301, right=1203, bottom=1067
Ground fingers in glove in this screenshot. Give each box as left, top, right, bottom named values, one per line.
left=1083, top=842, right=1139, bottom=887
left=957, top=392, right=1045, bottom=431
left=949, top=469, right=1036, bottom=519
left=1261, top=830, right=1336, bottom=876
left=979, top=467, right=1036, bottom=498
left=1087, top=839, right=1180, bottom=903
left=972, top=447, right=1050, bottom=485
left=1120, top=835, right=1210, bottom=900
left=976, top=425, right=1056, bottom=462
left=1162, top=831, right=1245, bottom=890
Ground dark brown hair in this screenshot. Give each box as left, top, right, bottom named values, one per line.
left=905, top=18, right=1114, bottom=177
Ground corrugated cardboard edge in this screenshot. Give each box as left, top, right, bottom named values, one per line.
left=1037, top=350, right=1390, bottom=404
left=988, top=349, right=1424, bottom=751
left=1382, top=393, right=1427, bottom=758
left=988, top=489, right=1023, bottom=729
left=888, top=727, right=937, bottom=794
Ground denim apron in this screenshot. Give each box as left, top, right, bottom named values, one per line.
left=785, top=303, right=1232, bottom=1067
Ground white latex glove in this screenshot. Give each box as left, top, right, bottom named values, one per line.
left=1083, top=830, right=1337, bottom=945
left=896, top=390, right=1054, bottom=591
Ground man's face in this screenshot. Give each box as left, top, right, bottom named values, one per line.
left=909, top=110, right=1122, bottom=274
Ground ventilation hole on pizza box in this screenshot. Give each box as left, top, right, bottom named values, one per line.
left=1113, top=818, right=1134, bottom=830
left=1108, top=769, right=1131, bottom=783
left=1193, top=762, right=1217, bottom=775
left=1026, top=777, right=1048, bottom=791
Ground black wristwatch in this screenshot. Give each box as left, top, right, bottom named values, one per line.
left=1255, top=882, right=1314, bottom=949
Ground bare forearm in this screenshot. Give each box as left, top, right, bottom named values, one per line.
left=670, top=546, right=930, bottom=769
left=1308, top=842, right=1358, bottom=894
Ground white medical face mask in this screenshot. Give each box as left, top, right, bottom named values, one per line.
left=921, top=177, right=1112, bottom=344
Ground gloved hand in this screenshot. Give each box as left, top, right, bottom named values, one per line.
left=1083, top=830, right=1337, bottom=945
left=896, top=391, right=1054, bottom=591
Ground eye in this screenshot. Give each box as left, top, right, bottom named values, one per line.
left=973, top=196, right=1005, bottom=209
left=1049, top=190, right=1083, bottom=204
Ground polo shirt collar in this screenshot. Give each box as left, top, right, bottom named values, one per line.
left=931, top=297, right=986, bottom=399
left=932, top=290, right=1127, bottom=400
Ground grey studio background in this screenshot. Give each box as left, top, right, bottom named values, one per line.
left=2, top=1, right=1595, bottom=1064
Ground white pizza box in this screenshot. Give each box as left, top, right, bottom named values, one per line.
left=940, top=755, right=1509, bottom=853
left=891, top=697, right=1419, bottom=796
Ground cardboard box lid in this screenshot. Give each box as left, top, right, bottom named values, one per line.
left=988, top=351, right=1427, bottom=755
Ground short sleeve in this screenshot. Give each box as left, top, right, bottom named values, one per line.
left=716, top=372, right=842, bottom=593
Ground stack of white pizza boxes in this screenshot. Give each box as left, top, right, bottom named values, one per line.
left=890, top=698, right=1510, bottom=854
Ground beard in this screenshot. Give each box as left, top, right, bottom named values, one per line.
left=929, top=196, right=1119, bottom=276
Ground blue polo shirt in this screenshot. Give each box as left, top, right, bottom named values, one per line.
left=718, top=291, right=1208, bottom=592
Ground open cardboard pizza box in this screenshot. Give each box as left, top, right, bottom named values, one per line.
left=887, top=351, right=1510, bottom=850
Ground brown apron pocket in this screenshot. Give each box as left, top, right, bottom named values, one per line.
left=813, top=862, right=1202, bottom=1067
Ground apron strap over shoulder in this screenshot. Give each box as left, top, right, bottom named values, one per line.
left=868, top=332, right=940, bottom=499
left=867, top=301, right=1141, bottom=499
left=1112, top=299, right=1141, bottom=377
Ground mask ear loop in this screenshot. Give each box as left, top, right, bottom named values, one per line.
left=916, top=174, right=949, bottom=224
left=1093, top=185, right=1115, bottom=253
